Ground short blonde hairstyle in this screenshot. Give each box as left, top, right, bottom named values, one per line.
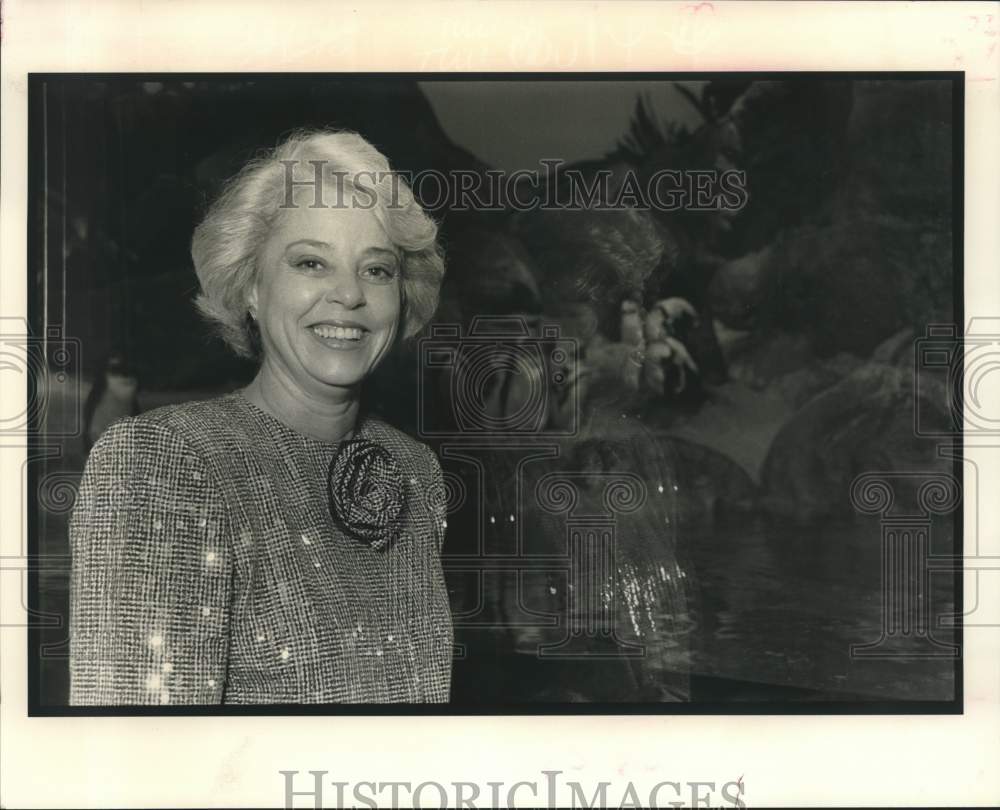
left=192, top=129, right=445, bottom=358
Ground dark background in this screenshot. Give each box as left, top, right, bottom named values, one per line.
left=31, top=75, right=960, bottom=709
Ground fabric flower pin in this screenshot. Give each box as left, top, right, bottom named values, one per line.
left=327, top=439, right=406, bottom=552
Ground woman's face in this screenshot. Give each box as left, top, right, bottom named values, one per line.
left=249, top=200, right=401, bottom=398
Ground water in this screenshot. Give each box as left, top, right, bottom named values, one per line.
left=449, top=515, right=958, bottom=705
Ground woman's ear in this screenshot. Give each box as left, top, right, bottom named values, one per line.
left=397, top=278, right=408, bottom=335
left=247, top=283, right=259, bottom=320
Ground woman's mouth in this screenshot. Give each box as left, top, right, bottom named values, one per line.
left=309, top=324, right=368, bottom=346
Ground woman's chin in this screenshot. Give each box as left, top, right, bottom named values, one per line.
left=295, top=348, right=369, bottom=385
left=311, top=369, right=368, bottom=392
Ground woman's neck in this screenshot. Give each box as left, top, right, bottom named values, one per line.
left=243, top=364, right=360, bottom=443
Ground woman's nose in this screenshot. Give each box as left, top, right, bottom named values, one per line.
left=325, top=269, right=366, bottom=308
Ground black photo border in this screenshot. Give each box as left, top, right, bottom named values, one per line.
left=26, top=70, right=965, bottom=718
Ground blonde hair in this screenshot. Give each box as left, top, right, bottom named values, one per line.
left=192, top=129, right=445, bottom=358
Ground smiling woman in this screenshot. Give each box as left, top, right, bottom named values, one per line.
left=247, top=204, right=404, bottom=416
left=67, top=130, right=452, bottom=705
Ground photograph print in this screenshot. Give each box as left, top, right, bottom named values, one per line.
left=26, top=73, right=961, bottom=711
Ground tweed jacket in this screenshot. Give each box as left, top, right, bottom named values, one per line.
left=69, top=391, right=453, bottom=705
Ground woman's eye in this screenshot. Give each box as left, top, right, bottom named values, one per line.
left=294, top=258, right=325, bottom=272
left=361, top=264, right=398, bottom=283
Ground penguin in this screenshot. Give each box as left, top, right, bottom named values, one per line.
left=82, top=352, right=140, bottom=454
left=642, top=298, right=700, bottom=396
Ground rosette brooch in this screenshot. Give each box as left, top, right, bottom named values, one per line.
left=327, top=439, right=406, bottom=552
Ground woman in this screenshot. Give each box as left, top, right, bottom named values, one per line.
left=68, top=130, right=452, bottom=704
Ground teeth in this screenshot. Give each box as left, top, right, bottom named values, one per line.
left=312, top=325, right=363, bottom=340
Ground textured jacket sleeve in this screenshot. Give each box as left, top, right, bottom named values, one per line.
left=69, top=417, right=233, bottom=705
left=422, top=444, right=448, bottom=555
